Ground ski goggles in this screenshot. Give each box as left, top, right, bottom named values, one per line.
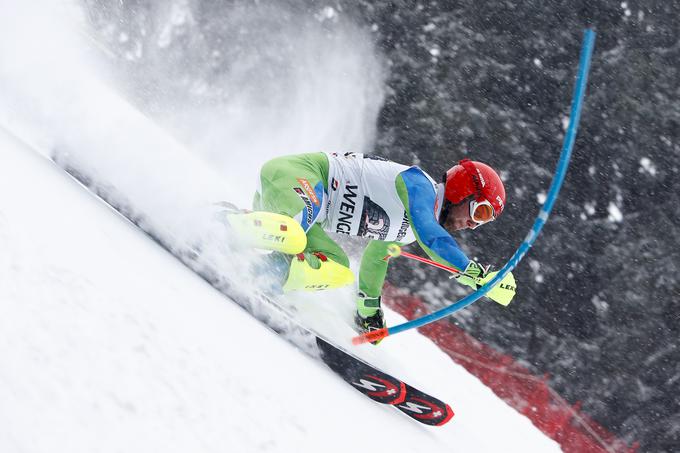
left=469, top=199, right=495, bottom=228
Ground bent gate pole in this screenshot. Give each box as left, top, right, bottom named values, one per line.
left=354, top=29, right=597, bottom=346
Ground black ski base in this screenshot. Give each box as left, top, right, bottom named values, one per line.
left=316, top=337, right=454, bottom=426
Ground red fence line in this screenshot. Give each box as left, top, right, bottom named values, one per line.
left=383, top=286, right=638, bottom=453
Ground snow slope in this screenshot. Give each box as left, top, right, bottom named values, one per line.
left=0, top=2, right=560, bottom=451
left=0, top=125, right=562, bottom=453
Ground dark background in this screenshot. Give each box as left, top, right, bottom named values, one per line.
left=363, top=2, right=680, bottom=450
left=83, top=1, right=680, bottom=451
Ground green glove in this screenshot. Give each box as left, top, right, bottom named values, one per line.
left=454, top=261, right=489, bottom=289
left=454, top=261, right=517, bottom=306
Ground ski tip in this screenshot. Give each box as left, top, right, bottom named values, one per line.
left=436, top=404, right=455, bottom=426
left=352, top=327, right=389, bottom=345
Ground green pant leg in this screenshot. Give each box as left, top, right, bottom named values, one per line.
left=357, top=240, right=402, bottom=316
left=256, top=153, right=343, bottom=262
left=359, top=240, right=396, bottom=297
left=254, top=154, right=353, bottom=291
left=257, top=157, right=308, bottom=217
left=257, top=154, right=328, bottom=221
left=305, top=224, right=349, bottom=268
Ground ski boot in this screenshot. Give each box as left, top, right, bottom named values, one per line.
left=354, top=308, right=386, bottom=345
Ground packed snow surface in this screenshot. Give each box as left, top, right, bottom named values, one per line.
left=0, top=2, right=559, bottom=451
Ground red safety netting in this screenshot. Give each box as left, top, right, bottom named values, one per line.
left=383, top=286, right=638, bottom=453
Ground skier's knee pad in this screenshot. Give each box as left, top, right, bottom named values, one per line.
left=283, top=253, right=354, bottom=292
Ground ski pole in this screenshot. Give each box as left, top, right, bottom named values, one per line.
left=353, top=28, right=596, bottom=346
left=386, top=244, right=462, bottom=276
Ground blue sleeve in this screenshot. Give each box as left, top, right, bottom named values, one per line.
left=397, top=167, right=470, bottom=271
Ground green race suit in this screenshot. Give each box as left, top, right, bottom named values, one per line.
left=254, top=152, right=471, bottom=314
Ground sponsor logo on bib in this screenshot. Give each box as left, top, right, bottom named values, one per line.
left=336, top=183, right=358, bottom=234
left=296, top=178, right=320, bottom=206
left=293, top=187, right=314, bottom=226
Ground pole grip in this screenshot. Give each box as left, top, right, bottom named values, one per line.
left=352, top=327, right=389, bottom=345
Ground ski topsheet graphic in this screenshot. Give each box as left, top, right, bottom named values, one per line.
left=316, top=337, right=407, bottom=405
left=397, top=383, right=454, bottom=426
left=317, top=338, right=453, bottom=425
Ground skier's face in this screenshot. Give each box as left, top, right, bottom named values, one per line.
left=445, top=199, right=480, bottom=231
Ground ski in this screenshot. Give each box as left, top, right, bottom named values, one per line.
left=397, top=383, right=454, bottom=426
left=317, top=337, right=454, bottom=425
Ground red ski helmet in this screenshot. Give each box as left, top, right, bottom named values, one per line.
left=444, top=159, right=506, bottom=218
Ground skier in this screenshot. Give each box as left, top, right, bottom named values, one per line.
left=252, top=152, right=514, bottom=338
